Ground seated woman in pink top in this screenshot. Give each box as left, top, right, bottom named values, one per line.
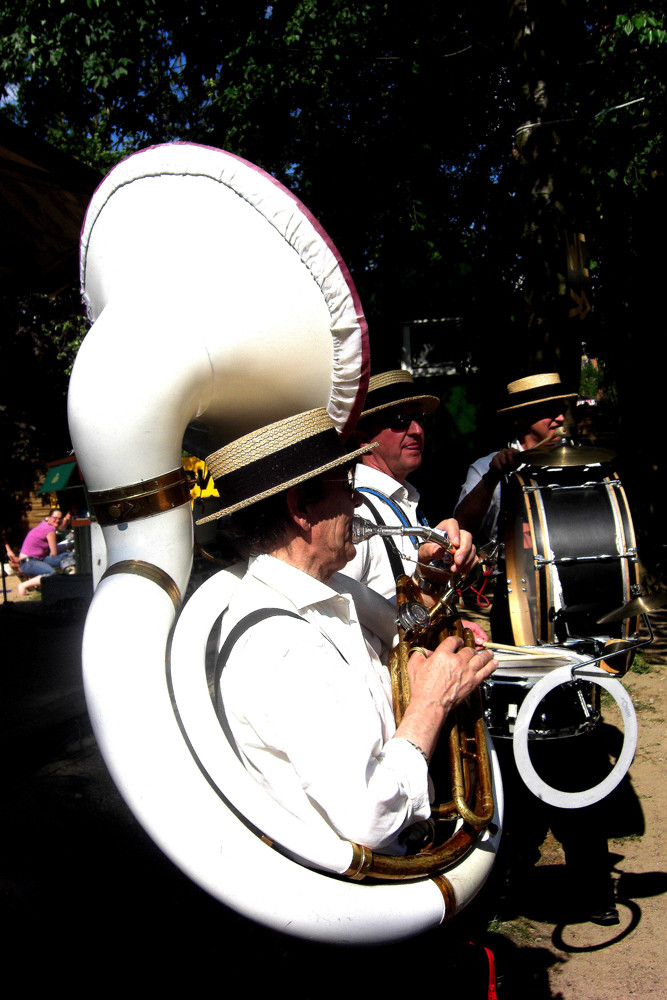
left=17, top=508, right=71, bottom=596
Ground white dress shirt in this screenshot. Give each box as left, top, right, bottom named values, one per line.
left=219, top=553, right=431, bottom=853
left=345, top=464, right=426, bottom=601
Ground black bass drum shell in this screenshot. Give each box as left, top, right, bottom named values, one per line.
left=504, top=464, right=639, bottom=647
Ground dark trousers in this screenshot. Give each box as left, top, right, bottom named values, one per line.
left=494, top=734, right=615, bottom=911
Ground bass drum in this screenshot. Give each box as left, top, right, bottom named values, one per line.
left=504, top=462, right=639, bottom=647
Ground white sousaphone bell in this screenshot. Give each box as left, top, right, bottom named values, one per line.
left=68, top=142, right=503, bottom=944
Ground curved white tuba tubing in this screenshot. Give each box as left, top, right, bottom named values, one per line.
left=167, top=566, right=501, bottom=941
left=69, top=142, right=502, bottom=943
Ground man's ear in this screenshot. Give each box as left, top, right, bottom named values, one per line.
left=352, top=426, right=371, bottom=446
left=286, top=485, right=311, bottom=531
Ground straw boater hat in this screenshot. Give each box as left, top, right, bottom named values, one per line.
left=497, top=373, right=578, bottom=414
left=357, top=370, right=440, bottom=422
left=196, top=407, right=377, bottom=524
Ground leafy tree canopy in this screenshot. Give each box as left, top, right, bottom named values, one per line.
left=1, top=2, right=519, bottom=331
left=1, top=1, right=665, bottom=558
left=3, top=1, right=663, bottom=344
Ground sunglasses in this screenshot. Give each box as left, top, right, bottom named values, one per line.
left=389, top=410, right=427, bottom=430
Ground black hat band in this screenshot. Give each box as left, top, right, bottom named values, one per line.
left=213, top=427, right=346, bottom=509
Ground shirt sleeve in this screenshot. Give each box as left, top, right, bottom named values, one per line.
left=456, top=456, right=502, bottom=544
left=222, top=619, right=431, bottom=851
left=456, top=457, right=489, bottom=505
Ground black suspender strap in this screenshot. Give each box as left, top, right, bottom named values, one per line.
left=215, top=606, right=350, bottom=697
left=214, top=604, right=352, bottom=759
left=355, top=493, right=407, bottom=579
left=215, top=608, right=303, bottom=695
left=214, top=608, right=304, bottom=755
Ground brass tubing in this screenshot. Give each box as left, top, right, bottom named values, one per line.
left=432, top=875, right=458, bottom=920
left=343, top=843, right=374, bottom=880
left=443, top=622, right=494, bottom=826
left=450, top=689, right=495, bottom=828
left=389, top=575, right=412, bottom=724
left=101, top=559, right=182, bottom=613
left=448, top=719, right=471, bottom=821
left=358, top=824, right=481, bottom=880
left=431, top=800, right=460, bottom=820
left=471, top=689, right=495, bottom=821
left=431, top=617, right=495, bottom=835
left=354, top=572, right=496, bottom=882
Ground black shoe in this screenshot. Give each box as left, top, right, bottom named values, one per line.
left=589, top=905, right=620, bottom=926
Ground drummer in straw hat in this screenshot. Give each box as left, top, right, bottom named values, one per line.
left=454, top=373, right=620, bottom=925
left=198, top=407, right=496, bottom=853
left=455, top=372, right=577, bottom=556
left=455, top=372, right=578, bottom=642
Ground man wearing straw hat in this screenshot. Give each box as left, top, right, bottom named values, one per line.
left=345, top=369, right=478, bottom=607
left=455, top=372, right=576, bottom=548
left=454, top=372, right=576, bottom=643
left=199, top=407, right=496, bottom=853
left=455, top=374, right=619, bottom=925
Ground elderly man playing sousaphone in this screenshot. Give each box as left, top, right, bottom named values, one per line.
left=198, top=407, right=497, bottom=854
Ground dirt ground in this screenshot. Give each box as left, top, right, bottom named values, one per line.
left=540, top=659, right=665, bottom=998
left=2, top=568, right=666, bottom=997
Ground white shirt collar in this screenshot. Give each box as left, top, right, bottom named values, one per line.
left=355, top=463, right=420, bottom=504
left=248, top=553, right=345, bottom=614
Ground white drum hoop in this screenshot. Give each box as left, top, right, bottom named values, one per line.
left=513, top=664, right=637, bottom=808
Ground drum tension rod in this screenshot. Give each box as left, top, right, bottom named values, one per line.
left=523, top=479, right=620, bottom=493
left=534, top=550, right=636, bottom=566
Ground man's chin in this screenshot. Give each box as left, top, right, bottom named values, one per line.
left=403, top=451, right=423, bottom=471
left=342, top=540, right=357, bottom=565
